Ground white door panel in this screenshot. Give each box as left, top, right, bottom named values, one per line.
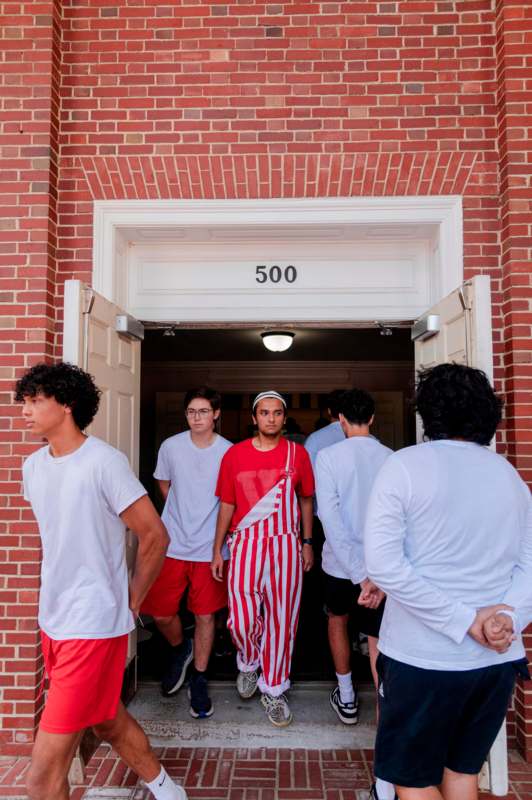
left=63, top=279, right=142, bottom=654
left=414, top=275, right=506, bottom=797
left=414, top=274, right=493, bottom=376
left=64, top=281, right=141, bottom=471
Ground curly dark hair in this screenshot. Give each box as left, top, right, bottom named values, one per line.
left=15, top=362, right=101, bottom=431
left=339, top=388, right=375, bottom=425
left=415, top=363, right=502, bottom=445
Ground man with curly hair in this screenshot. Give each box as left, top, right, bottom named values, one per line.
left=364, top=363, right=532, bottom=800
left=16, top=362, right=187, bottom=800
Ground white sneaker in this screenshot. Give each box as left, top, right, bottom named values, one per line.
left=369, top=783, right=398, bottom=800
left=260, top=692, right=293, bottom=727
left=236, top=668, right=259, bottom=699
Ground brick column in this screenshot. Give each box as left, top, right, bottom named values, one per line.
left=0, top=1, right=61, bottom=753
left=495, top=0, right=532, bottom=761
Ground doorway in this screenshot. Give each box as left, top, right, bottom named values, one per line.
left=137, top=325, right=415, bottom=686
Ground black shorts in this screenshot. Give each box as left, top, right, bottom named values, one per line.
left=323, top=572, right=384, bottom=638
left=375, top=654, right=527, bottom=788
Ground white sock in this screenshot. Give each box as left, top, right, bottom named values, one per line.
left=145, top=766, right=186, bottom=800
left=375, top=777, right=396, bottom=800
left=336, top=671, right=354, bottom=703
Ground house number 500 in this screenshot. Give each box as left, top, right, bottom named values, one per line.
left=255, top=265, right=298, bottom=284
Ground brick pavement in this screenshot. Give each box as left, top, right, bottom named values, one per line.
left=1, top=747, right=532, bottom=800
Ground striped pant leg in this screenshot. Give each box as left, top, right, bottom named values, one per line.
left=258, top=533, right=303, bottom=696
left=227, top=533, right=267, bottom=672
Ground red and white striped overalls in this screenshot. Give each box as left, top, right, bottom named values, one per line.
left=227, top=441, right=303, bottom=696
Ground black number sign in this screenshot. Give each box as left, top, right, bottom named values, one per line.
left=255, top=265, right=298, bottom=285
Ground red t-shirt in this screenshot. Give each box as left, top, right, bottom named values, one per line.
left=216, top=437, right=315, bottom=531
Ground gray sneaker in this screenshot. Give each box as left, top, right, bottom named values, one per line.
left=236, top=668, right=259, bottom=699
left=260, top=693, right=293, bottom=727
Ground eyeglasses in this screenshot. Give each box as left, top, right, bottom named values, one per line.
left=185, top=408, right=213, bottom=418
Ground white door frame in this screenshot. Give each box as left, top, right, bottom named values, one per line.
left=92, top=197, right=463, bottom=318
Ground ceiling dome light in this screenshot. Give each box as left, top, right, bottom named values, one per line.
left=261, top=331, right=295, bottom=352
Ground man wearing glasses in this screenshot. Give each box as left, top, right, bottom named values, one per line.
left=141, top=387, right=232, bottom=718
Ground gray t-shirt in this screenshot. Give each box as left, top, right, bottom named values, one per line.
left=154, top=431, right=232, bottom=561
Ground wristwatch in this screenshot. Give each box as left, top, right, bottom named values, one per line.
left=302, top=538, right=313, bottom=546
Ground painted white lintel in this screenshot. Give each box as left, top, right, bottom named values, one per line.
left=92, top=196, right=463, bottom=317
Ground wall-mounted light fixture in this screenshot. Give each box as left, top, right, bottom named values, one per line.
left=261, top=331, right=295, bottom=352
left=163, top=326, right=177, bottom=337
left=375, top=321, right=393, bottom=337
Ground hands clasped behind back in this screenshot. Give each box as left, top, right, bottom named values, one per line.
left=468, top=605, right=517, bottom=654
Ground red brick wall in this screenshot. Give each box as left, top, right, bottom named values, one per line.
left=495, top=0, right=532, bottom=760
left=0, top=0, right=62, bottom=754
left=1, top=0, right=531, bottom=756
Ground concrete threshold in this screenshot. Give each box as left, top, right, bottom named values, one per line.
left=130, top=681, right=377, bottom=749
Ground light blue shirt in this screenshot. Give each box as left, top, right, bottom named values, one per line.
left=305, top=420, right=344, bottom=467
left=305, top=421, right=345, bottom=513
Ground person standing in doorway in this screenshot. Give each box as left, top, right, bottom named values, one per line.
left=212, top=391, right=315, bottom=727
left=365, top=363, right=532, bottom=800
left=17, top=362, right=187, bottom=800
left=316, top=389, right=395, bottom=800
left=304, top=389, right=346, bottom=473
left=304, top=389, right=346, bottom=558
left=141, top=387, right=232, bottom=718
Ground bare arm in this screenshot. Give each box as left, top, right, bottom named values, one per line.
left=120, top=494, right=169, bottom=616
left=157, top=479, right=170, bottom=502
left=299, top=495, right=314, bottom=572
left=211, top=501, right=235, bottom=581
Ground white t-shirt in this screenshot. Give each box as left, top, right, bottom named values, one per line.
left=154, top=431, right=232, bottom=562
left=364, top=440, right=532, bottom=671
left=23, top=436, right=147, bottom=641
left=316, top=436, right=392, bottom=584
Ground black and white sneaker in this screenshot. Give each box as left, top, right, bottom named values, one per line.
left=369, top=782, right=398, bottom=800
left=161, top=638, right=193, bottom=696
left=329, top=685, right=358, bottom=725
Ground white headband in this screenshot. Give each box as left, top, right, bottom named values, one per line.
left=252, top=390, right=287, bottom=411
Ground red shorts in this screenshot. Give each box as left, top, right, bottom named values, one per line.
left=140, top=557, right=228, bottom=617
left=40, top=632, right=128, bottom=735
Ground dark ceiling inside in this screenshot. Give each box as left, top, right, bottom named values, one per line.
left=142, top=327, right=413, bottom=362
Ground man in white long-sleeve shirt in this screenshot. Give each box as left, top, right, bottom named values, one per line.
left=365, top=363, right=532, bottom=800
left=317, top=388, right=395, bottom=800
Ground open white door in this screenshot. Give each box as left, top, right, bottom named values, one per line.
left=414, top=274, right=493, bottom=382
left=63, top=279, right=142, bottom=472
left=62, top=280, right=143, bottom=778
left=413, top=275, right=507, bottom=797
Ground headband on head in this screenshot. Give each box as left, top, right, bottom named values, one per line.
left=252, top=390, right=287, bottom=411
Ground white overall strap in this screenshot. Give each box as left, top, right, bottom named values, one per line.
left=234, top=440, right=292, bottom=533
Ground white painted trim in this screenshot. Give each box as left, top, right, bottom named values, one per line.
left=470, top=274, right=494, bottom=383
left=92, top=197, right=463, bottom=318
left=488, top=722, right=509, bottom=796
left=63, top=280, right=83, bottom=365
